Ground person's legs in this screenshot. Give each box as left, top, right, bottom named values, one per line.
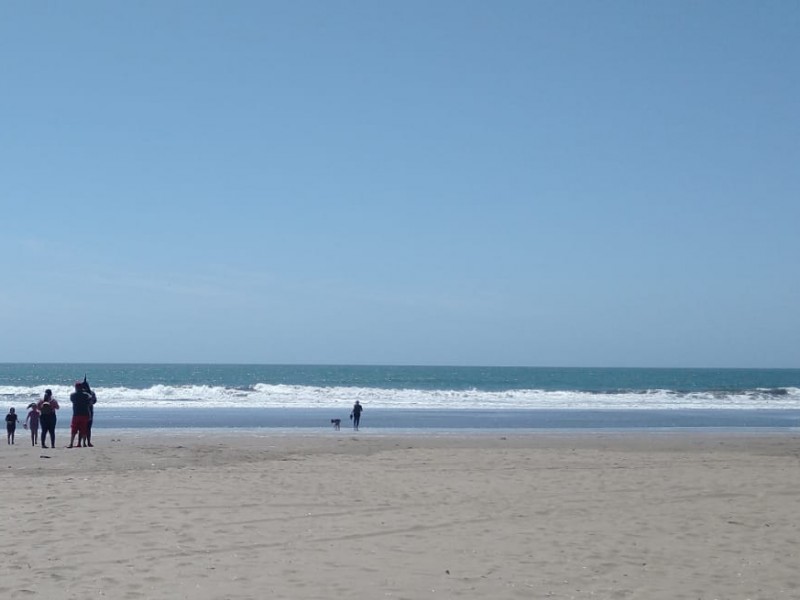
left=68, top=418, right=78, bottom=448
left=70, top=416, right=89, bottom=448
left=80, top=417, right=89, bottom=446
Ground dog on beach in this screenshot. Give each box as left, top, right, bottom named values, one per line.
left=331, top=419, right=341, bottom=430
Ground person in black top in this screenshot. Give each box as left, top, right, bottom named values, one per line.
left=76, top=377, right=97, bottom=447
left=350, top=400, right=363, bottom=431
left=68, top=382, right=93, bottom=448
left=37, top=389, right=59, bottom=449
left=6, top=407, right=19, bottom=445
left=86, top=392, right=96, bottom=446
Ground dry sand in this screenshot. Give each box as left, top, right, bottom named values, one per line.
left=1, top=429, right=799, bottom=599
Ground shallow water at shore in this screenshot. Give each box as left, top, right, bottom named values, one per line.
left=84, top=407, right=800, bottom=430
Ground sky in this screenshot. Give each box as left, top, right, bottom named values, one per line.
left=1, top=1, right=798, bottom=367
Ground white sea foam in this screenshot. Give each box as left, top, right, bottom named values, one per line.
left=2, top=384, right=800, bottom=410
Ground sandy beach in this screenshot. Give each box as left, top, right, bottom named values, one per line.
left=1, top=430, right=799, bottom=599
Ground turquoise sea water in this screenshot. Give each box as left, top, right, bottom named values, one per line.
left=2, top=364, right=799, bottom=430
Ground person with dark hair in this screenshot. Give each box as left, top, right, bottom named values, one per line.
left=6, top=407, right=19, bottom=444
left=37, top=389, right=59, bottom=449
left=68, top=382, right=93, bottom=448
left=350, top=400, right=363, bottom=431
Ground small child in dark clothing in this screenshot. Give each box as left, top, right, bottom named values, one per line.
left=6, top=408, right=19, bottom=445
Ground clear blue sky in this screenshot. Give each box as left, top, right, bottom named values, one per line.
left=1, top=1, right=798, bottom=367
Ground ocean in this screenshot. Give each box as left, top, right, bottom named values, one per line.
left=2, top=363, right=800, bottom=431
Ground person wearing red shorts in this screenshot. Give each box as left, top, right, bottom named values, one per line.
left=68, top=382, right=93, bottom=448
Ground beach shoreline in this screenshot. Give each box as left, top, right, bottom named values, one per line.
left=30, top=406, right=800, bottom=431
left=2, top=430, right=799, bottom=599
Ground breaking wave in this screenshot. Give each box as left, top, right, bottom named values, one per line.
left=1, top=384, right=799, bottom=410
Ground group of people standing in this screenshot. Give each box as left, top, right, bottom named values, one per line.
left=5, top=381, right=97, bottom=448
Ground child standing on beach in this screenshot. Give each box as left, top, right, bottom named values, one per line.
left=6, top=407, right=19, bottom=445
left=25, top=403, right=39, bottom=447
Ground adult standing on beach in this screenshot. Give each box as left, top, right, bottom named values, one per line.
left=85, top=386, right=97, bottom=446
left=68, top=382, right=93, bottom=448
left=77, top=376, right=97, bottom=446
left=37, top=389, right=59, bottom=449
left=350, top=400, right=363, bottom=431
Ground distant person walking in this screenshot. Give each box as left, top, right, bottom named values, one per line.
left=25, top=403, right=39, bottom=446
left=37, top=389, right=59, bottom=449
left=350, top=400, right=363, bottom=431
